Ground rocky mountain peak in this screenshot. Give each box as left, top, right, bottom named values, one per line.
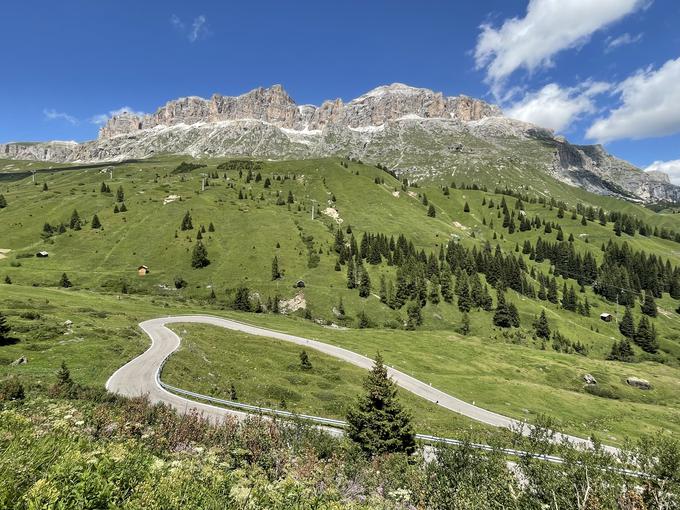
left=96, top=83, right=501, bottom=139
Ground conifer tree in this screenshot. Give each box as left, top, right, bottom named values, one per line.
left=607, top=339, right=635, bottom=362
left=346, top=259, right=357, bottom=289
left=346, top=353, right=416, bottom=457
left=208, top=222, right=215, bottom=232
left=42, top=182, right=48, bottom=191
left=116, top=186, right=125, bottom=202
left=440, top=267, right=453, bottom=304
left=406, top=301, right=423, bottom=330
left=641, top=292, right=657, bottom=317
left=191, top=240, right=210, bottom=268
left=299, top=350, right=312, bottom=370
left=113, top=204, right=119, bottom=214
left=271, top=256, right=281, bottom=280
left=69, top=210, right=82, bottom=230
left=0, top=312, right=11, bottom=345
left=230, top=383, right=238, bottom=400
left=533, top=310, right=551, bottom=340
left=180, top=211, right=193, bottom=231
left=427, top=204, right=436, bottom=217
left=457, top=272, right=471, bottom=312
left=0, top=194, right=7, bottom=208
left=358, top=266, right=371, bottom=298
left=100, top=182, right=108, bottom=193
left=619, top=307, right=635, bottom=338
left=634, top=315, right=658, bottom=353
left=59, top=273, right=72, bottom=288
left=463, top=201, right=470, bottom=212
left=91, top=214, right=101, bottom=229
left=119, top=203, right=127, bottom=212
left=233, top=285, right=251, bottom=311
left=56, top=361, right=73, bottom=389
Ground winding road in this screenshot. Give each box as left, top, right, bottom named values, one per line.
left=106, top=315, right=613, bottom=452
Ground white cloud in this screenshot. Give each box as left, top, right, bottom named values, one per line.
left=170, top=14, right=184, bottom=31
left=645, top=160, right=680, bottom=185
left=189, top=15, right=207, bottom=42
left=586, top=57, right=680, bottom=142
left=605, top=32, right=643, bottom=52
left=43, top=109, right=78, bottom=125
left=474, top=0, right=647, bottom=94
left=170, top=14, right=209, bottom=42
left=506, top=81, right=610, bottom=132
left=90, top=106, right=146, bottom=126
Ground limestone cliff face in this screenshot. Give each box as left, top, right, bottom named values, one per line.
left=2, top=83, right=679, bottom=204
left=97, top=83, right=500, bottom=139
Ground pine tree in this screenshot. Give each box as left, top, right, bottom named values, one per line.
left=634, top=315, right=659, bottom=353
left=427, top=204, right=436, bottom=217
left=119, top=203, right=127, bottom=213
left=358, top=266, right=371, bottom=298
left=116, top=186, right=125, bottom=203
left=346, top=259, right=357, bottom=289
left=457, top=272, right=471, bottom=312
left=59, top=273, right=72, bottom=288
left=463, top=202, right=470, bottom=212
left=641, top=292, right=657, bottom=317
left=299, top=350, right=312, bottom=370
left=69, top=210, right=82, bottom=230
left=533, top=310, right=551, bottom=340
left=607, top=339, right=635, bottom=362
left=406, top=301, right=423, bottom=330
left=493, top=290, right=516, bottom=328
left=0, top=312, right=11, bottom=344
left=230, top=383, right=238, bottom=400
left=91, top=214, right=102, bottom=229
left=287, top=190, right=294, bottom=204
left=113, top=204, right=120, bottom=214
left=357, top=310, right=371, bottom=329
left=619, top=307, right=635, bottom=338
left=0, top=194, right=7, bottom=208
left=56, top=361, right=73, bottom=388
left=180, top=211, right=193, bottom=231
left=208, top=222, right=215, bottom=232
left=4, top=275, right=11, bottom=285
left=100, top=182, right=108, bottom=193
left=440, top=268, right=453, bottom=304
left=271, top=256, right=281, bottom=280
left=346, top=353, right=416, bottom=457
left=233, top=285, right=251, bottom=311
left=42, top=182, right=48, bottom=191
left=191, top=240, right=210, bottom=268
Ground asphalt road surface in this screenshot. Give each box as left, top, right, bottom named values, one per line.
left=106, top=315, right=615, bottom=451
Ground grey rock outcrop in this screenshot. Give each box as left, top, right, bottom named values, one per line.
left=626, top=377, right=652, bottom=390
left=2, top=83, right=679, bottom=204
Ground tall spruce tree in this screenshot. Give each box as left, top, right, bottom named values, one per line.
left=427, top=204, right=436, bottom=217
left=457, top=272, right=471, bottom=313
left=533, top=310, right=551, bottom=340
left=641, top=292, right=657, bottom=317
left=358, top=266, right=371, bottom=298
left=191, top=240, right=210, bottom=268
left=346, top=353, right=416, bottom=457
left=91, top=214, right=102, bottom=229
left=180, top=211, right=193, bottom=231
left=59, top=273, right=72, bottom=288
left=69, top=210, right=82, bottom=230
left=346, top=260, right=357, bottom=289
left=271, top=256, right=281, bottom=280
left=634, top=315, right=659, bottom=353
left=233, top=285, right=251, bottom=311
left=116, top=186, right=125, bottom=202
left=0, top=194, right=7, bottom=208
left=619, top=307, right=635, bottom=338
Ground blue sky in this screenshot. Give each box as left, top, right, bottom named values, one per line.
left=2, top=0, right=680, bottom=179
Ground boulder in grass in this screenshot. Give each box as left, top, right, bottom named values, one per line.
left=626, top=377, right=651, bottom=390
left=583, top=374, right=597, bottom=385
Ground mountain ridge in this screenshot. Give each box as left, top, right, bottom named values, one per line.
left=2, top=83, right=678, bottom=204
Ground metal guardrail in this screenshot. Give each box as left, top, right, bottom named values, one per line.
left=155, top=344, right=647, bottom=477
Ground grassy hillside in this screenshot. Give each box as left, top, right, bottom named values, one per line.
left=2, top=155, right=680, bottom=444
